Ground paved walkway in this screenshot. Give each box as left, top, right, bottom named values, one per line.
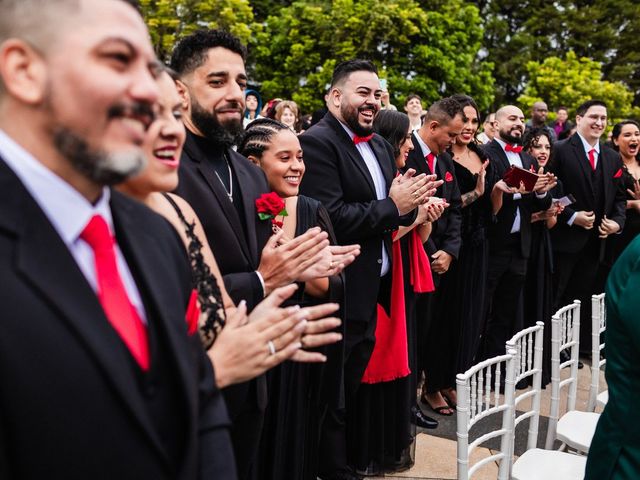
left=372, top=357, right=605, bottom=479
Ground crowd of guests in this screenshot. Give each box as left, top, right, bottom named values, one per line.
left=1, top=1, right=638, bottom=479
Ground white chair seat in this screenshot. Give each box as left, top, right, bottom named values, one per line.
left=556, top=411, right=600, bottom=452
left=596, top=390, right=608, bottom=408
left=512, top=448, right=586, bottom=480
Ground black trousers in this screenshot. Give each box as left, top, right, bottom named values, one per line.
left=553, top=235, right=601, bottom=353
left=480, top=243, right=528, bottom=361
left=318, top=273, right=391, bottom=477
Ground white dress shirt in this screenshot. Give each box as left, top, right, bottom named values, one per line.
left=413, top=132, right=438, bottom=174
left=339, top=122, right=390, bottom=276
left=0, top=129, right=147, bottom=322
left=495, top=137, right=523, bottom=233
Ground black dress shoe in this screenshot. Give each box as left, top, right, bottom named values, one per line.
left=516, top=378, right=529, bottom=390
left=411, top=405, right=439, bottom=429
left=560, top=350, right=584, bottom=369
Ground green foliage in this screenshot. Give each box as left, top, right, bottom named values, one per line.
left=251, top=0, right=494, bottom=113
left=517, top=52, right=640, bottom=124
left=477, top=0, right=640, bottom=107
left=140, top=0, right=260, bottom=62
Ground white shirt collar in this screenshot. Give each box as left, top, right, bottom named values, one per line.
left=576, top=132, right=600, bottom=155
left=0, top=129, right=114, bottom=245
left=494, top=137, right=512, bottom=152
left=338, top=120, right=358, bottom=140
left=413, top=131, right=433, bottom=158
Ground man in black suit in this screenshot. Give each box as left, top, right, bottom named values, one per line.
left=0, top=1, right=235, bottom=478
left=480, top=105, right=554, bottom=361
left=550, top=100, right=626, bottom=350
left=404, top=97, right=463, bottom=416
left=300, top=59, right=433, bottom=480
left=170, top=30, right=334, bottom=480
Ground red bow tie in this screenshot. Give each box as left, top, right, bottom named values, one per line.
left=353, top=134, right=374, bottom=145
left=505, top=144, right=523, bottom=153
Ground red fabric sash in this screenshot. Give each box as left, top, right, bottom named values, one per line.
left=409, top=229, right=435, bottom=293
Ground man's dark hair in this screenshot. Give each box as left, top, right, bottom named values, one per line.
left=556, top=106, right=568, bottom=113
left=170, top=29, right=247, bottom=76
left=424, top=97, right=464, bottom=125
left=330, top=59, right=377, bottom=88
left=404, top=94, right=422, bottom=106
left=576, top=100, right=607, bottom=117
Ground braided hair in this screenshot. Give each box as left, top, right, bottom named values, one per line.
left=238, top=117, right=291, bottom=159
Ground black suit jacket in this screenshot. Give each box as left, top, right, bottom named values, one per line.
left=0, top=159, right=233, bottom=480
left=550, top=134, right=626, bottom=254
left=175, top=130, right=271, bottom=311
left=405, top=132, right=462, bottom=260
left=299, top=112, right=409, bottom=325
left=483, top=139, right=552, bottom=258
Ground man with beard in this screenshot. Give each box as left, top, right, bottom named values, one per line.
left=525, top=100, right=557, bottom=141
left=300, top=59, right=434, bottom=480
left=480, top=105, right=555, bottom=362
left=0, top=0, right=236, bottom=478
left=405, top=97, right=463, bottom=420
left=550, top=100, right=625, bottom=352
left=170, top=29, right=335, bottom=480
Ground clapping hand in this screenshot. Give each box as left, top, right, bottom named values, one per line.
left=389, top=169, right=440, bottom=215
left=533, top=168, right=557, bottom=194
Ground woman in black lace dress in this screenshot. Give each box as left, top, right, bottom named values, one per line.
left=239, top=118, right=353, bottom=480
left=445, top=95, right=492, bottom=380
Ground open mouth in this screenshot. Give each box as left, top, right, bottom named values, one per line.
left=153, top=146, right=179, bottom=168
left=629, top=142, right=639, bottom=155
left=359, top=107, right=376, bottom=122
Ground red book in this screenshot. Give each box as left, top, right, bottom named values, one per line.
left=503, top=165, right=539, bottom=191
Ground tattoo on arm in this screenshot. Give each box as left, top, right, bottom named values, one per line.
left=461, top=190, right=479, bottom=207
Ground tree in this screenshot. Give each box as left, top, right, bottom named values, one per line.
left=475, top=0, right=640, bottom=107
left=140, top=0, right=259, bottom=62
left=517, top=52, right=640, bottom=124
left=251, top=0, right=495, bottom=114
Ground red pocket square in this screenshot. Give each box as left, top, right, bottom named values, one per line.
left=614, top=168, right=623, bottom=179
left=185, top=289, right=200, bottom=335
left=444, top=171, right=453, bottom=182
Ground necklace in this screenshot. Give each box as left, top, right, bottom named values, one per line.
left=214, top=154, right=233, bottom=202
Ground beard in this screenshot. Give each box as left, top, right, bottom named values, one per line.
left=191, top=97, right=244, bottom=148
left=500, top=127, right=524, bottom=145
left=53, top=127, right=146, bottom=186
left=340, top=102, right=377, bottom=137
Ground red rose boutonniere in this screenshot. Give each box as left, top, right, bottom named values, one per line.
left=444, top=171, right=453, bottom=182
left=256, top=192, right=288, bottom=229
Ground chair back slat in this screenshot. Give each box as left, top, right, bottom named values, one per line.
left=456, top=350, right=517, bottom=480
left=545, top=300, right=581, bottom=450
left=588, top=293, right=607, bottom=411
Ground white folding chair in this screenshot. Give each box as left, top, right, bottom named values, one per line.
left=587, top=293, right=607, bottom=411
left=544, top=301, right=600, bottom=453
left=506, top=322, right=587, bottom=480
left=456, top=350, right=516, bottom=480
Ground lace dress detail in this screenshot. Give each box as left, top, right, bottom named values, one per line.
left=162, top=193, right=226, bottom=350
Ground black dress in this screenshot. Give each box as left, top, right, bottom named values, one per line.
left=609, top=165, right=640, bottom=261
left=258, top=195, right=345, bottom=480
left=351, top=234, right=417, bottom=476
left=434, top=150, right=492, bottom=382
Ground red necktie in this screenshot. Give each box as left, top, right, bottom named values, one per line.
left=588, top=148, right=597, bottom=170
left=505, top=144, right=523, bottom=153
left=353, top=134, right=374, bottom=145
left=81, top=215, right=149, bottom=370
left=426, top=153, right=435, bottom=173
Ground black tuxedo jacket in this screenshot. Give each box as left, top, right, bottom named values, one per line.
left=483, top=139, right=552, bottom=258
left=0, top=159, right=233, bottom=480
left=550, top=134, right=626, bottom=254
left=175, top=130, right=271, bottom=311
left=299, top=112, right=410, bottom=325
left=405, top=132, right=462, bottom=260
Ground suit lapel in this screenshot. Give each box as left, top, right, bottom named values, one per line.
left=233, top=155, right=260, bottom=262
left=410, top=132, right=432, bottom=175
left=570, top=135, right=596, bottom=202
left=489, top=140, right=511, bottom=171
left=183, top=136, right=252, bottom=263
left=370, top=137, right=395, bottom=189
left=1, top=166, right=169, bottom=465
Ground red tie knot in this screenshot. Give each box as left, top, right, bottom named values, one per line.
left=353, top=134, right=374, bottom=145
left=80, top=215, right=114, bottom=251
left=505, top=144, right=523, bottom=153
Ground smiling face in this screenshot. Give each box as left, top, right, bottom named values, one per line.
left=576, top=105, right=607, bottom=144
left=457, top=105, right=479, bottom=146
left=2, top=0, right=160, bottom=189
left=528, top=134, right=551, bottom=167
left=279, top=107, right=297, bottom=129
left=256, top=129, right=305, bottom=198
left=614, top=123, right=640, bottom=160
left=179, top=46, right=247, bottom=146
left=331, top=70, right=382, bottom=136
left=405, top=97, right=423, bottom=116
left=496, top=106, right=525, bottom=144
left=396, top=125, right=414, bottom=169
left=123, top=72, right=186, bottom=196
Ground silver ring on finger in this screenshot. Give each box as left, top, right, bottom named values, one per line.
left=267, top=340, right=276, bottom=355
